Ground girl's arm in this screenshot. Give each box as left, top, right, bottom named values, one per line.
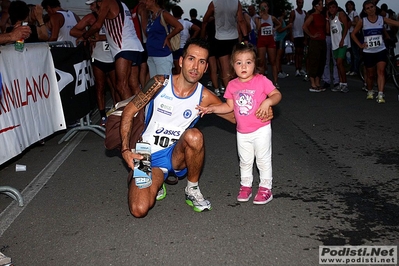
left=256, top=88, right=282, bottom=119
left=197, top=99, right=234, bottom=117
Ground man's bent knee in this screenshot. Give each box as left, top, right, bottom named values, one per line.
left=129, top=201, right=150, bottom=218
left=183, top=128, right=204, bottom=146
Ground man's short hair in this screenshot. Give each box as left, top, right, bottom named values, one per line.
left=9, top=1, right=30, bottom=25
left=172, top=5, right=184, bottom=18
left=182, top=38, right=210, bottom=59
left=189, top=8, right=197, bottom=18
left=41, top=0, right=61, bottom=9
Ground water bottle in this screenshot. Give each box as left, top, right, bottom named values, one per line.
left=133, top=142, right=152, bottom=189
left=14, top=22, right=28, bottom=52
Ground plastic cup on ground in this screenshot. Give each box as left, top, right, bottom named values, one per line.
left=15, top=164, right=27, bottom=172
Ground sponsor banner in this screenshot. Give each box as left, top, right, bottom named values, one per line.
left=50, top=43, right=95, bottom=123
left=319, top=246, right=397, bottom=265
left=0, top=43, right=66, bottom=165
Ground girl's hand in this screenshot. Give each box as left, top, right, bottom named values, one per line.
left=196, top=105, right=212, bottom=117
left=256, top=106, right=274, bottom=122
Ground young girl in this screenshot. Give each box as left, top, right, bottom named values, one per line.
left=197, top=43, right=282, bottom=204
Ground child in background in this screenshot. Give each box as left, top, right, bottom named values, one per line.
left=197, top=43, right=282, bottom=204
left=285, top=40, right=295, bottom=65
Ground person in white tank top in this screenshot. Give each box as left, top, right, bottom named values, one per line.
left=327, top=1, right=350, bottom=93
left=351, top=0, right=399, bottom=103
left=70, top=0, right=117, bottom=126
left=41, top=0, right=80, bottom=46
left=289, top=0, right=307, bottom=76
left=201, top=0, right=248, bottom=89
left=81, top=0, right=144, bottom=101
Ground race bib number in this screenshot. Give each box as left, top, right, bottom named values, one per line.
left=100, top=26, right=107, bottom=35
left=150, top=122, right=184, bottom=149
left=102, top=42, right=110, bottom=51
left=261, top=25, right=273, bottom=36
left=331, top=24, right=339, bottom=34
left=365, top=35, right=382, bottom=49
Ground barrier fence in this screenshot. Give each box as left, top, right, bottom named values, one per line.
left=0, top=42, right=100, bottom=205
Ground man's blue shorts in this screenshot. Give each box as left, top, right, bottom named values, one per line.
left=152, top=143, right=187, bottom=180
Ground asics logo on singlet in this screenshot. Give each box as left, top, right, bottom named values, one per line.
left=183, top=109, right=192, bottom=119
left=155, top=128, right=181, bottom=136
left=160, top=93, right=173, bottom=100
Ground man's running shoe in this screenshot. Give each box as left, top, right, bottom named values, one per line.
left=185, top=186, right=212, bottom=212
left=323, top=82, right=331, bottom=90
left=278, top=72, right=288, bottom=78
left=366, top=91, right=374, bottom=100
left=253, top=187, right=273, bottom=205
left=340, top=85, right=349, bottom=93
left=237, top=186, right=252, bottom=202
left=331, top=84, right=341, bottom=92
left=295, top=70, right=301, bottom=76
left=156, top=183, right=167, bottom=201
left=376, top=94, right=385, bottom=104
left=309, top=87, right=322, bottom=92
left=300, top=69, right=307, bottom=76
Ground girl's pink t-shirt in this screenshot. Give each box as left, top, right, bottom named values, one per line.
left=224, top=74, right=275, bottom=134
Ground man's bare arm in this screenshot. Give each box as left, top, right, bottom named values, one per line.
left=0, top=25, right=31, bottom=44
left=83, top=0, right=110, bottom=38
left=70, top=13, right=95, bottom=37
left=201, top=2, right=214, bottom=39
left=236, top=2, right=248, bottom=38
left=120, top=75, right=169, bottom=169
left=48, top=14, right=63, bottom=41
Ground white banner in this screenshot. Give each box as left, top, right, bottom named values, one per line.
left=0, top=43, right=66, bottom=165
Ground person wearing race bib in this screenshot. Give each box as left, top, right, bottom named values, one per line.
left=351, top=0, right=399, bottom=103
left=327, top=1, right=350, bottom=93
left=70, top=0, right=116, bottom=126
left=256, top=1, right=281, bottom=88
left=120, top=39, right=275, bottom=217
left=81, top=0, right=144, bottom=101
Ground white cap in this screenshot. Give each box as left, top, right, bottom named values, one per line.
left=85, top=0, right=95, bottom=5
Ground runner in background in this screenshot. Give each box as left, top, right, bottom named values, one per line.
left=70, top=0, right=116, bottom=127
left=289, top=0, right=307, bottom=77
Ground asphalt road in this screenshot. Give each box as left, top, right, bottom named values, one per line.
left=1, top=66, right=398, bottom=266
